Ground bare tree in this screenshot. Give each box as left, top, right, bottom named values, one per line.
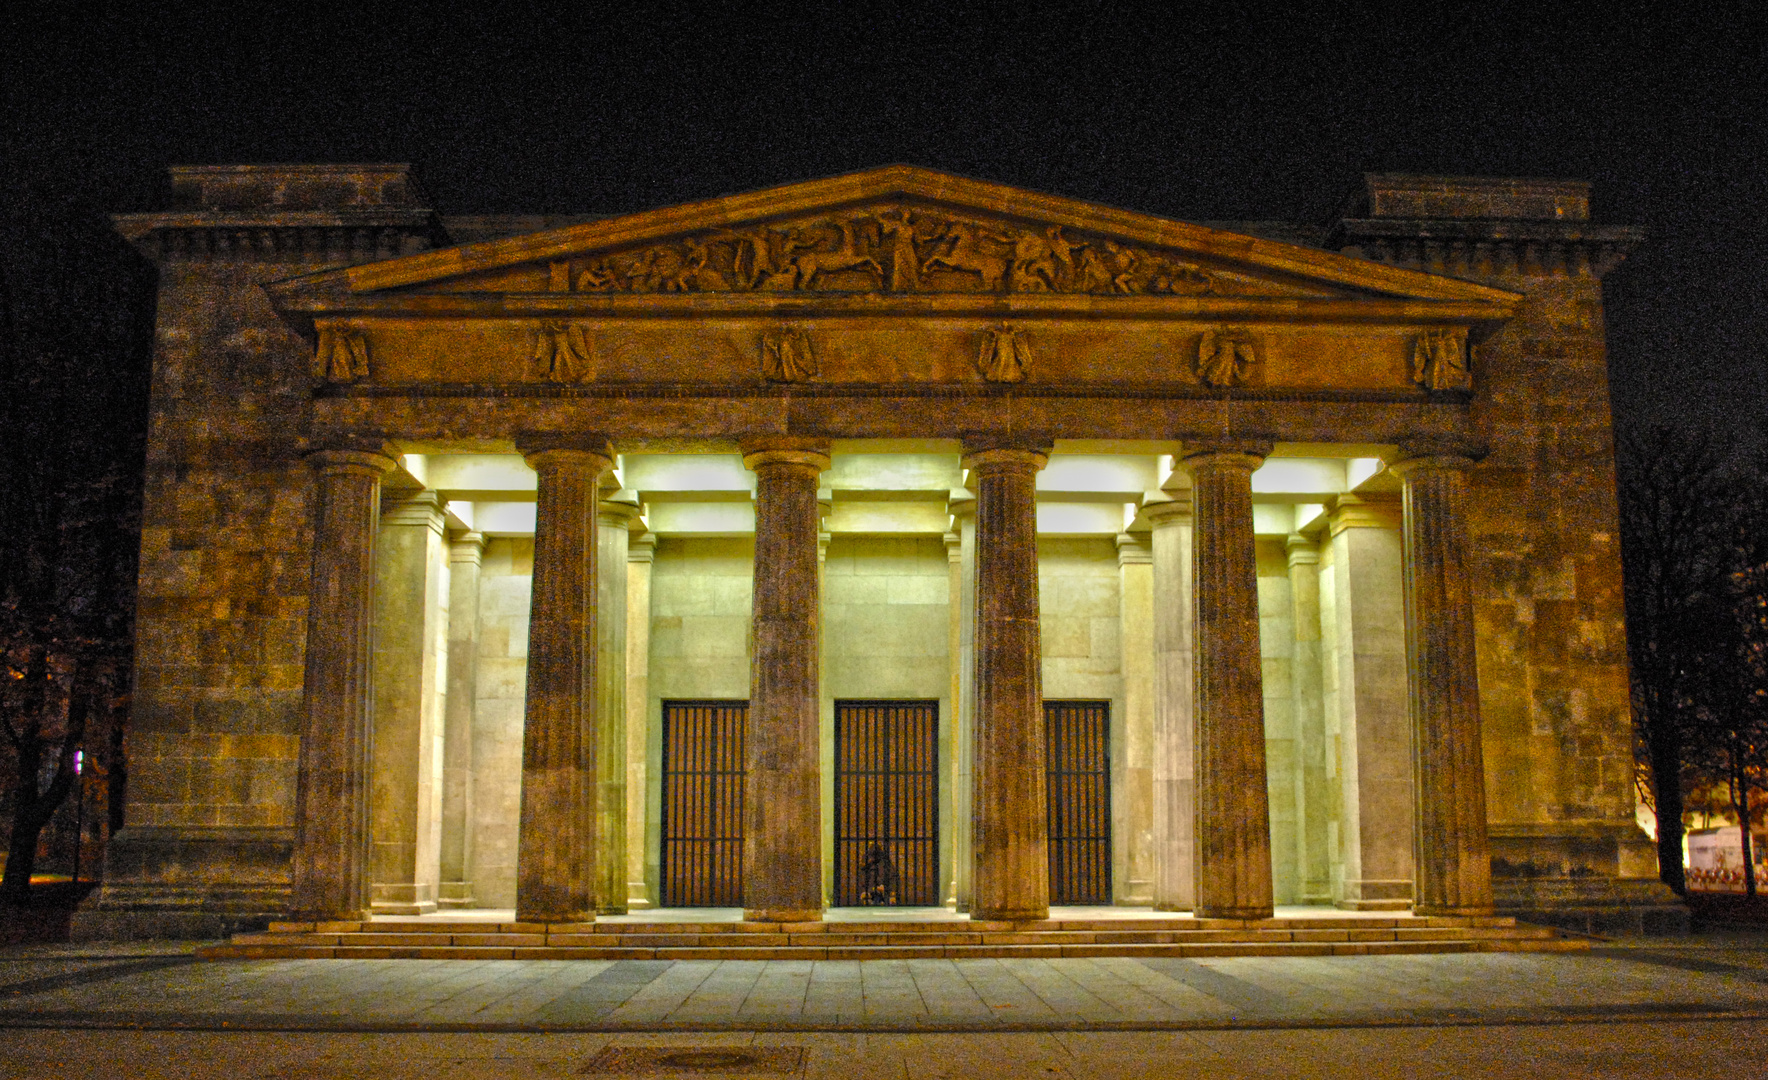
left=0, top=203, right=150, bottom=902
left=1617, top=425, right=1736, bottom=895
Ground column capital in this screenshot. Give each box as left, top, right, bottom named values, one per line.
left=1285, top=533, right=1320, bottom=567
left=944, top=530, right=964, bottom=563
left=597, top=499, right=645, bottom=530
left=1328, top=492, right=1402, bottom=535
left=381, top=490, right=446, bottom=532
left=740, top=437, right=831, bottom=474
left=448, top=531, right=485, bottom=565
left=961, top=446, right=1049, bottom=472
left=947, top=490, right=977, bottom=520
left=1116, top=533, right=1153, bottom=566
left=522, top=445, right=614, bottom=474
left=307, top=447, right=397, bottom=477
left=1142, top=493, right=1194, bottom=528
left=627, top=533, right=656, bottom=563
left=1180, top=444, right=1270, bottom=475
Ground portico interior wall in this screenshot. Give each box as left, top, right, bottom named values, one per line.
left=1037, top=539, right=1127, bottom=898
left=820, top=536, right=952, bottom=903
left=644, top=537, right=755, bottom=900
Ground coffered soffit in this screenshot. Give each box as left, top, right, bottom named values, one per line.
left=266, top=165, right=1519, bottom=324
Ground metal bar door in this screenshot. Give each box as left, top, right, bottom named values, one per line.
left=1045, top=699, right=1112, bottom=905
left=834, top=699, right=940, bottom=906
left=659, top=699, right=746, bottom=907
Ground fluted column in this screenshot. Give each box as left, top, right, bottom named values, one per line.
left=1182, top=446, right=1274, bottom=920
left=1286, top=534, right=1331, bottom=906
left=1391, top=453, right=1494, bottom=916
left=596, top=498, right=641, bottom=914
left=625, top=531, right=655, bottom=909
left=515, top=443, right=612, bottom=923
left=438, top=531, right=484, bottom=908
left=291, top=447, right=395, bottom=921
left=948, top=495, right=976, bottom=911
left=1145, top=495, right=1195, bottom=911
left=964, top=446, right=1049, bottom=921
left=742, top=440, right=831, bottom=922
left=1117, top=532, right=1156, bottom=905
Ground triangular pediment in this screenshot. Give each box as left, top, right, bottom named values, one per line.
left=272, top=166, right=1517, bottom=308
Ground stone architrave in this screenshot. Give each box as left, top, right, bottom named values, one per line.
left=1145, top=495, right=1196, bottom=912
left=964, top=446, right=1050, bottom=922
left=742, top=440, right=832, bottom=922
left=1390, top=453, right=1495, bottom=916
left=290, top=447, right=396, bottom=922
left=596, top=499, right=642, bottom=914
left=1181, top=446, right=1275, bottom=920
left=1116, top=532, right=1156, bottom=906
left=438, top=531, right=484, bottom=909
left=369, top=492, right=448, bottom=915
left=514, top=443, right=612, bottom=923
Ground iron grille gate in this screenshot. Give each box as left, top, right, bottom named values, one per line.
left=1045, top=699, right=1112, bottom=905
left=660, top=700, right=746, bottom=907
left=834, top=700, right=940, bottom=906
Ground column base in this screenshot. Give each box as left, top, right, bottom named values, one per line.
left=1336, top=899, right=1413, bottom=912
left=596, top=903, right=630, bottom=916
left=970, top=905, right=1049, bottom=921
left=1152, top=903, right=1194, bottom=913
left=744, top=907, right=823, bottom=923
left=436, top=881, right=475, bottom=909
left=1413, top=904, right=1495, bottom=918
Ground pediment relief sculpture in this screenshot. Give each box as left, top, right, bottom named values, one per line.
left=1196, top=327, right=1260, bottom=387
left=313, top=326, right=370, bottom=383
left=978, top=326, right=1031, bottom=383
left=1411, top=327, right=1471, bottom=392
left=761, top=327, right=818, bottom=382
left=554, top=205, right=1271, bottom=298
left=531, top=321, right=594, bottom=383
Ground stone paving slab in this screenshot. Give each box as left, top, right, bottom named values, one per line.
left=2, top=946, right=1768, bottom=1033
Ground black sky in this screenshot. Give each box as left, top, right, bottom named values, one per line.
left=5, top=2, right=1765, bottom=437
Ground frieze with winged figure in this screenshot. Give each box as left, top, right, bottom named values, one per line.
left=555, top=205, right=1275, bottom=297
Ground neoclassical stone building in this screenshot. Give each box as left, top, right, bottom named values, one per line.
left=77, top=163, right=1680, bottom=938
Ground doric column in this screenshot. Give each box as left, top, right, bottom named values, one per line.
left=963, top=446, right=1049, bottom=921
left=1116, top=531, right=1155, bottom=905
left=515, top=442, right=612, bottom=923
left=1390, top=453, right=1494, bottom=916
left=291, top=446, right=395, bottom=921
left=1182, top=446, right=1274, bottom=920
left=439, top=531, right=484, bottom=909
left=742, top=439, right=831, bottom=922
left=369, top=492, right=448, bottom=915
left=625, top=531, right=655, bottom=909
left=1145, top=495, right=1195, bottom=911
left=1325, top=495, right=1414, bottom=910
left=596, top=498, right=642, bottom=914
left=1285, top=534, right=1331, bottom=906
left=948, top=494, right=977, bottom=911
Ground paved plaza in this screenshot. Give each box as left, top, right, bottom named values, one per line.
left=3, top=933, right=1768, bottom=1076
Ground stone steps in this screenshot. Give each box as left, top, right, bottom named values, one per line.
left=198, top=915, right=1586, bottom=961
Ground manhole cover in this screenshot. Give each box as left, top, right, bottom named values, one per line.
left=582, top=1045, right=806, bottom=1075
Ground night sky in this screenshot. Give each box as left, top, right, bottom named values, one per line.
left=5, top=3, right=1764, bottom=440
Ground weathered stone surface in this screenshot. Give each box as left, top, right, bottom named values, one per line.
left=292, top=448, right=396, bottom=921
left=966, top=447, right=1049, bottom=921
left=438, top=532, right=483, bottom=908
left=742, top=442, right=831, bottom=922
left=84, top=165, right=1670, bottom=937
left=1390, top=455, right=1492, bottom=916
left=1183, top=448, right=1273, bottom=920
left=514, top=445, right=611, bottom=922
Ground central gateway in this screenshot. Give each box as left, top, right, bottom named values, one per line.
left=833, top=700, right=941, bottom=907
